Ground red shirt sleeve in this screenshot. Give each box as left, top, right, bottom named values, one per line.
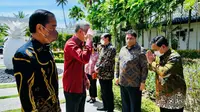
left=65, top=39, right=92, bottom=64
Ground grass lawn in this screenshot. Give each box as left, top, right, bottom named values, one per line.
left=3, top=108, right=21, bottom=112
left=3, top=99, right=66, bottom=112
left=0, top=65, right=6, bottom=69
left=0, top=94, right=18, bottom=99
left=0, top=84, right=17, bottom=89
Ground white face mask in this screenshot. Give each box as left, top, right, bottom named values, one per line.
left=100, top=39, right=105, bottom=45
left=154, top=51, right=163, bottom=57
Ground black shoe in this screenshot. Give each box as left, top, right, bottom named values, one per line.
left=87, top=98, right=92, bottom=102
left=89, top=99, right=96, bottom=103
left=97, top=107, right=108, bottom=111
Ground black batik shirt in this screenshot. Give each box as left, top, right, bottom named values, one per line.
left=13, top=39, right=61, bottom=112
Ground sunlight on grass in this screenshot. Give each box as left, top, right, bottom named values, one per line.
left=0, top=65, right=6, bottom=69
left=60, top=99, right=65, bottom=104
left=3, top=99, right=66, bottom=112
left=58, top=75, right=62, bottom=79
left=0, top=84, right=17, bottom=89
left=0, top=94, right=18, bottom=99
left=3, top=108, right=21, bottom=112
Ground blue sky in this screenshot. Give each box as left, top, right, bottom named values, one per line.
left=0, top=0, right=83, bottom=28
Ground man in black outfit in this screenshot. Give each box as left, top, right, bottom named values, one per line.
left=95, top=33, right=116, bottom=112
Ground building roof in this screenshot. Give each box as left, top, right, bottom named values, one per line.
left=163, top=16, right=200, bottom=25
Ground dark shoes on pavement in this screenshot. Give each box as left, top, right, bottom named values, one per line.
left=87, top=98, right=96, bottom=103
left=87, top=98, right=92, bottom=102
left=89, top=99, right=96, bottom=103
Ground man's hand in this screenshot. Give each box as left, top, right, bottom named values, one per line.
left=86, top=79, right=90, bottom=90
left=140, top=83, right=145, bottom=91
left=115, top=78, right=119, bottom=86
left=85, top=34, right=93, bottom=41
left=146, top=50, right=155, bottom=64
left=94, top=66, right=99, bottom=73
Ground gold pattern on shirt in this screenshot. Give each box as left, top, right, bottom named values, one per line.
left=28, top=72, right=37, bottom=111
left=41, top=68, right=57, bottom=103
left=32, top=51, right=49, bottom=65
left=26, top=49, right=33, bottom=57
left=13, top=57, right=30, bottom=63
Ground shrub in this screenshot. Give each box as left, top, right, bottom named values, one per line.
left=184, top=60, right=200, bottom=112
left=53, top=51, right=64, bottom=59
left=177, top=50, right=200, bottom=59
left=145, top=71, right=156, bottom=100
left=55, top=58, right=64, bottom=63
left=97, top=82, right=159, bottom=112
left=51, top=33, right=73, bottom=50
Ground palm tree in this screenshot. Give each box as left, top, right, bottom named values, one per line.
left=13, top=11, right=28, bottom=19
left=69, top=6, right=85, bottom=21
left=56, top=0, right=68, bottom=28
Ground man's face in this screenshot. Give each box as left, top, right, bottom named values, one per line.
left=151, top=43, right=160, bottom=51
left=78, top=28, right=86, bottom=41
left=38, top=16, right=58, bottom=43
left=100, top=36, right=109, bottom=45
left=151, top=43, right=166, bottom=55
left=126, top=34, right=136, bottom=47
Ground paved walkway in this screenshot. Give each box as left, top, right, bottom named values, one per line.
left=0, top=63, right=107, bottom=112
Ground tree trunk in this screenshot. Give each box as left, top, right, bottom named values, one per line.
left=62, top=4, right=67, bottom=28
left=148, top=17, right=152, bottom=48
left=186, top=9, right=192, bottom=50
left=195, top=11, right=198, bottom=50
left=167, top=11, right=173, bottom=47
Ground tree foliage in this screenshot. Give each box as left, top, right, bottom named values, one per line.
left=69, top=0, right=196, bottom=50
left=13, top=11, right=28, bottom=19
left=69, top=6, right=85, bottom=21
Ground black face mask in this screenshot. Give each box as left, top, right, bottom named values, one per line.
left=47, top=30, right=58, bottom=43
left=41, top=26, right=58, bottom=43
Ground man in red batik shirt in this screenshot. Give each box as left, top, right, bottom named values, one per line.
left=63, top=22, right=93, bottom=112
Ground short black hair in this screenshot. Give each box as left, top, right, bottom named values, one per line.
left=151, top=35, right=169, bottom=47
left=29, top=9, right=55, bottom=33
left=101, top=33, right=111, bottom=41
left=125, top=29, right=137, bottom=38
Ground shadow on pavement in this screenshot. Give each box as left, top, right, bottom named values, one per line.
left=92, top=101, right=103, bottom=108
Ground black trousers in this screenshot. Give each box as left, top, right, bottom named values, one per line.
left=120, top=86, right=142, bottom=112
left=160, top=107, right=184, bottom=112
left=99, top=79, right=114, bottom=112
left=87, top=74, right=97, bottom=97
left=64, top=91, right=86, bottom=112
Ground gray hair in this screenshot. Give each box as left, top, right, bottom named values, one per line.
left=75, top=22, right=90, bottom=33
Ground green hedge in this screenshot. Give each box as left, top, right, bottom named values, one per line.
left=53, top=51, right=64, bottom=63
left=52, top=50, right=200, bottom=63
left=53, top=51, right=64, bottom=58
left=55, top=58, right=64, bottom=63
left=177, top=50, right=200, bottom=59
left=97, top=82, right=159, bottom=112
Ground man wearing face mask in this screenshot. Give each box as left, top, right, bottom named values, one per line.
left=95, top=33, right=116, bottom=112
left=12, top=9, right=61, bottom=111
left=146, top=36, right=186, bottom=112
left=63, top=22, right=92, bottom=112
left=115, top=30, right=148, bottom=112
